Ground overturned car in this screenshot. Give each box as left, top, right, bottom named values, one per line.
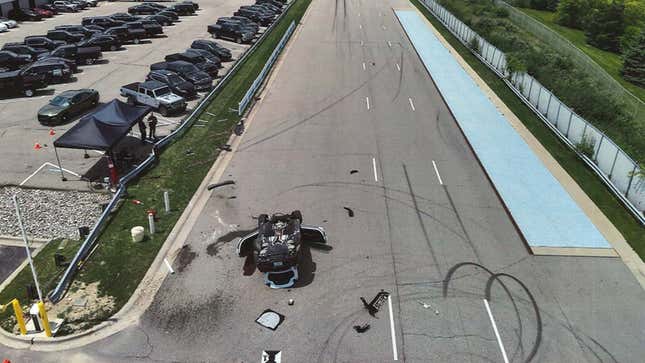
left=237, top=211, right=327, bottom=288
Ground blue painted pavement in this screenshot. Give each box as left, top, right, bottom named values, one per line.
left=395, top=10, right=610, bottom=249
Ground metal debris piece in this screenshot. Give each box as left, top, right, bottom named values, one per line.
left=353, top=323, right=370, bottom=333
left=256, top=309, right=285, bottom=331
left=361, top=290, right=390, bottom=317
left=350, top=169, right=358, bottom=174
left=418, top=300, right=440, bottom=315
left=288, top=299, right=294, bottom=306
left=207, top=180, right=236, bottom=190
left=343, top=206, right=354, bottom=217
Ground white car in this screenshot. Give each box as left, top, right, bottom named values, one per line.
left=0, top=17, right=17, bottom=29
left=0, top=23, right=8, bottom=33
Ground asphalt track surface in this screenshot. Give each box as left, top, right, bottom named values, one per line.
left=3, top=0, right=645, bottom=361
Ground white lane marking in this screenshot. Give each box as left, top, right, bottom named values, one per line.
left=382, top=25, right=387, bottom=30
left=358, top=12, right=361, bottom=17
left=362, top=62, right=366, bottom=71
left=164, top=258, right=175, bottom=274
left=360, top=40, right=364, bottom=46
left=388, top=295, right=399, bottom=361
left=45, top=162, right=80, bottom=177
left=408, top=97, right=416, bottom=111
left=432, top=160, right=443, bottom=185
left=20, top=162, right=48, bottom=186
left=372, top=157, right=378, bottom=182
left=387, top=41, right=392, bottom=48
left=365, top=96, right=370, bottom=110
left=484, top=299, right=510, bottom=363
left=359, top=24, right=362, bottom=29
left=396, top=63, right=401, bottom=71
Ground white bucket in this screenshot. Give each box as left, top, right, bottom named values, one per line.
left=131, top=226, right=145, bottom=243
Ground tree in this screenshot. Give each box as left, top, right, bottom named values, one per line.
left=556, top=0, right=596, bottom=29
left=621, top=29, right=645, bottom=87
left=584, top=0, right=626, bottom=53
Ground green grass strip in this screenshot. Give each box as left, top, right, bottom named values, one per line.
left=0, top=0, right=312, bottom=333
left=409, top=0, right=644, bottom=258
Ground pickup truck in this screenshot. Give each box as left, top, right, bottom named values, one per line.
left=120, top=80, right=186, bottom=116
left=0, top=70, right=49, bottom=97
left=38, top=45, right=102, bottom=65
left=208, top=22, right=255, bottom=44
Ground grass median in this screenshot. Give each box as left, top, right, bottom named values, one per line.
left=410, top=0, right=645, bottom=260
left=0, top=0, right=312, bottom=335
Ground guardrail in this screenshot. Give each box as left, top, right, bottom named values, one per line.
left=48, top=1, right=299, bottom=303
left=418, top=0, right=645, bottom=225
left=238, top=21, right=296, bottom=116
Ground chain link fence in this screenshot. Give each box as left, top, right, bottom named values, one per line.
left=420, top=0, right=645, bottom=224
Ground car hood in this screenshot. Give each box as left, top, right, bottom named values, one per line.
left=37, top=52, right=52, bottom=60
left=185, top=71, right=210, bottom=82
left=158, top=93, right=183, bottom=103
left=38, top=103, right=66, bottom=116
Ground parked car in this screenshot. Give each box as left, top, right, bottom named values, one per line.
left=8, top=8, right=43, bottom=21
left=84, top=25, right=106, bottom=32
left=52, top=1, right=79, bottom=13
left=78, top=35, right=121, bottom=51
left=82, top=16, right=125, bottom=29
left=168, top=3, right=195, bottom=15
left=124, top=21, right=154, bottom=38
left=208, top=23, right=255, bottom=43
left=128, top=4, right=160, bottom=15
left=104, top=25, right=145, bottom=44
left=0, top=17, right=18, bottom=29
left=80, top=0, right=98, bottom=7
left=22, top=60, right=73, bottom=84
left=146, top=69, right=196, bottom=98
left=156, top=10, right=179, bottom=21
left=32, top=56, right=78, bottom=73
left=31, top=8, right=54, bottom=18
left=150, top=61, right=212, bottom=91
left=2, top=43, right=48, bottom=60
left=144, top=14, right=172, bottom=26
left=191, top=39, right=232, bottom=61
left=185, top=48, right=221, bottom=68
left=145, top=3, right=167, bottom=10
left=120, top=80, right=186, bottom=116
left=234, top=8, right=273, bottom=26
left=24, top=36, right=66, bottom=51
left=215, top=17, right=258, bottom=35
left=47, top=30, right=85, bottom=44
left=67, top=0, right=89, bottom=10
left=37, top=4, right=59, bottom=15
left=0, top=23, right=7, bottom=33
left=0, top=70, right=48, bottom=97
left=38, top=89, right=99, bottom=125
left=164, top=52, right=218, bottom=76
left=110, top=13, right=139, bottom=23
left=38, top=44, right=102, bottom=65
left=181, top=1, right=199, bottom=10
left=55, top=25, right=101, bottom=38
left=242, top=4, right=279, bottom=16
left=139, top=20, right=163, bottom=35
left=0, top=51, right=32, bottom=70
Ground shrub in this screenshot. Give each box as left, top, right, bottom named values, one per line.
left=622, top=29, right=645, bottom=87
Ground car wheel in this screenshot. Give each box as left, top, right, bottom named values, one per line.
left=110, top=45, right=117, bottom=51
left=23, top=89, right=35, bottom=97
left=60, top=113, right=69, bottom=123
left=85, top=58, right=95, bottom=65
left=159, top=105, right=168, bottom=116
left=235, top=36, right=242, bottom=44
left=92, top=97, right=99, bottom=106
left=133, top=38, right=141, bottom=44
left=291, top=210, right=302, bottom=223
left=258, top=214, right=268, bottom=228
left=127, top=96, right=135, bottom=106
left=164, top=22, right=170, bottom=26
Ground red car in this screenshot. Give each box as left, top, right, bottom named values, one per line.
left=33, top=7, right=54, bottom=17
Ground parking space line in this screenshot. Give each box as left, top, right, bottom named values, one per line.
left=387, top=41, right=392, bottom=48
left=372, top=157, right=378, bottom=182
left=19, top=163, right=48, bottom=186
left=388, top=295, right=399, bottom=361
left=359, top=24, right=362, bottom=29
left=408, top=97, right=415, bottom=111
left=365, top=96, right=370, bottom=110
left=484, top=299, right=510, bottom=363
left=45, top=162, right=81, bottom=177
left=432, top=160, right=443, bottom=185
left=396, top=63, right=401, bottom=71
left=362, top=62, right=366, bottom=71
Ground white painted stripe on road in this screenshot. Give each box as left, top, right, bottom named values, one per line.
left=408, top=97, right=416, bottom=111
left=388, top=295, right=399, bottom=361
left=360, top=40, right=364, bottom=46
left=484, top=299, right=510, bottom=363
left=365, top=96, right=370, bottom=110
left=383, top=25, right=387, bottom=30
left=163, top=258, right=175, bottom=274
left=362, top=62, right=366, bottom=71
left=372, top=157, right=378, bottom=182
left=396, top=63, right=401, bottom=71
left=359, top=24, right=362, bottom=29
left=432, top=160, right=443, bottom=185
left=387, top=41, right=392, bottom=48
left=19, top=162, right=48, bottom=186
left=45, top=162, right=81, bottom=177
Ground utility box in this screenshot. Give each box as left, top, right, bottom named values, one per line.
left=29, top=304, right=43, bottom=332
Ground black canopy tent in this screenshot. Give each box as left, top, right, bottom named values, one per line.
left=53, top=99, right=152, bottom=181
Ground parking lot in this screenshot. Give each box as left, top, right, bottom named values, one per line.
left=0, top=0, right=258, bottom=191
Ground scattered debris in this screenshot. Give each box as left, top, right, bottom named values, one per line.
left=185, top=149, right=194, bottom=156
left=360, top=290, right=390, bottom=317
left=218, top=144, right=232, bottom=152
left=131, top=199, right=143, bottom=205
left=176, top=245, right=197, bottom=273
left=72, top=298, right=87, bottom=308
left=228, top=196, right=237, bottom=199
left=418, top=300, right=440, bottom=315
left=288, top=299, right=294, bottom=306
left=343, top=206, right=354, bottom=217
left=350, top=169, right=359, bottom=174
left=207, top=180, right=236, bottom=190
left=255, top=309, right=284, bottom=331
left=234, top=120, right=245, bottom=136
left=353, top=323, right=370, bottom=333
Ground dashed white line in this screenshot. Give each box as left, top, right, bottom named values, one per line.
left=362, top=62, right=366, bottom=71
left=387, top=41, right=392, bottom=48
left=360, top=40, right=364, bottom=46
left=359, top=24, right=362, bottom=29
left=484, top=299, right=510, bottom=363
left=164, top=258, right=175, bottom=274
left=432, top=160, right=443, bottom=185
left=388, top=295, right=399, bottom=361
left=19, top=162, right=48, bottom=186
left=382, top=25, right=387, bottom=30
left=396, top=63, right=401, bottom=71
left=372, top=157, right=378, bottom=182
left=408, top=97, right=416, bottom=111
left=365, top=96, right=370, bottom=110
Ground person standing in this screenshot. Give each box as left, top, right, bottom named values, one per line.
left=148, top=113, right=158, bottom=141
left=138, top=120, right=146, bottom=144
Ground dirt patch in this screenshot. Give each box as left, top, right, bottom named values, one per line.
left=176, top=245, right=197, bottom=272
left=206, top=228, right=255, bottom=257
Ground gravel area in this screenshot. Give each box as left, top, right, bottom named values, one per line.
left=0, top=187, right=111, bottom=240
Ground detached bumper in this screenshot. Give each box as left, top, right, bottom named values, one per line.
left=264, top=267, right=298, bottom=289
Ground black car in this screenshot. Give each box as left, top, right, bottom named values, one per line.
left=140, top=20, right=163, bottom=35
left=47, top=30, right=85, bottom=44
left=233, top=8, right=273, bottom=26
left=21, top=60, right=73, bottom=83
left=2, top=44, right=48, bottom=60
left=145, top=3, right=167, bottom=10
left=257, top=0, right=285, bottom=9
left=0, top=51, right=32, bottom=70
left=185, top=48, right=221, bottom=68
left=242, top=4, right=279, bottom=16
left=8, top=8, right=42, bottom=21
left=34, top=56, right=78, bottom=73
left=168, top=3, right=195, bottom=15
left=150, top=61, right=212, bottom=91
left=0, top=70, right=48, bottom=97
left=110, top=13, right=140, bottom=23
left=144, top=14, right=173, bottom=26
left=38, top=89, right=99, bottom=125
left=146, top=69, right=196, bottom=98
left=164, top=52, right=218, bottom=76
left=215, top=17, right=258, bottom=35
left=190, top=40, right=232, bottom=61
left=79, top=35, right=122, bottom=51
left=228, top=16, right=260, bottom=32
left=208, top=23, right=255, bottom=43
left=180, top=1, right=199, bottom=10
left=24, top=36, right=66, bottom=51
left=39, top=4, right=60, bottom=14
left=104, top=25, right=145, bottom=44
left=82, top=16, right=125, bottom=29
left=156, top=10, right=179, bottom=21
left=55, top=25, right=102, bottom=38
left=84, top=25, right=106, bottom=32
left=124, top=21, right=156, bottom=37
left=128, top=4, right=159, bottom=15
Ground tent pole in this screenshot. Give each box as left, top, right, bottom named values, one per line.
left=54, top=146, right=67, bottom=181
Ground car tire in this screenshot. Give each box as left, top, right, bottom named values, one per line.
left=134, top=38, right=141, bottom=44
left=258, top=214, right=268, bottom=228
left=92, top=97, right=98, bottom=106
left=291, top=210, right=302, bottom=223
left=23, top=89, right=35, bottom=97
left=159, top=105, right=168, bottom=116
left=85, top=58, right=95, bottom=65
left=235, top=36, right=242, bottom=44
left=110, top=45, right=117, bottom=51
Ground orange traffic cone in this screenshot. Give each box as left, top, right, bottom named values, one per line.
left=34, top=143, right=42, bottom=150
left=49, top=129, right=56, bottom=136
left=4, top=359, right=11, bottom=363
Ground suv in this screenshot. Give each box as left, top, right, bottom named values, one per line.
left=168, top=3, right=195, bottom=15
left=24, top=36, right=66, bottom=51
left=215, top=17, right=258, bottom=35
left=208, top=23, right=255, bottom=43
left=2, top=43, right=48, bottom=60
left=150, top=61, right=212, bottom=91
left=233, top=8, right=273, bottom=26
left=164, top=52, right=218, bottom=76
left=21, top=60, right=73, bottom=83
left=146, top=69, right=196, bottom=98
left=82, top=16, right=126, bottom=29
left=52, top=1, right=79, bottom=13
left=79, top=35, right=121, bottom=51
left=55, top=25, right=101, bottom=38
left=0, top=51, right=32, bottom=70
left=128, top=4, right=160, bottom=15
left=8, top=8, right=43, bottom=21
left=46, top=30, right=84, bottom=44
left=185, top=48, right=221, bottom=68
left=190, top=40, right=232, bottom=62
left=104, top=25, right=145, bottom=44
